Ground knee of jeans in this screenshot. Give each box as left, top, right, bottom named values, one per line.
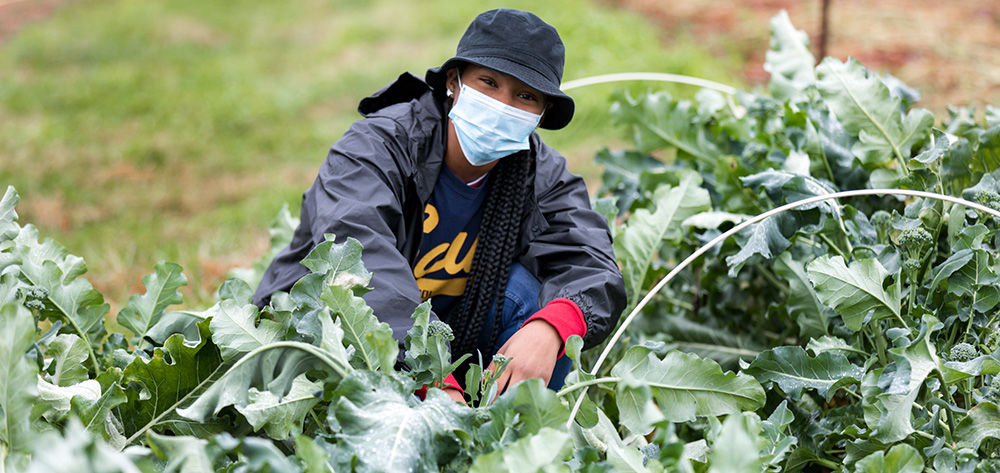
left=502, top=263, right=541, bottom=324
left=547, top=355, right=573, bottom=391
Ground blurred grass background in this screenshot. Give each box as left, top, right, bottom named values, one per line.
left=0, top=0, right=745, bottom=309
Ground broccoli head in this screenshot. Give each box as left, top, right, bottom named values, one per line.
left=987, top=328, right=1000, bottom=352
left=473, top=409, right=492, bottom=425
left=492, top=353, right=510, bottom=366
left=897, top=227, right=933, bottom=257
left=23, top=299, right=46, bottom=312
left=427, top=320, right=455, bottom=342
left=975, top=189, right=1000, bottom=213
left=902, top=258, right=922, bottom=279
left=870, top=210, right=892, bottom=229
left=949, top=342, right=978, bottom=362
left=987, top=376, right=1000, bottom=403
left=18, top=285, right=48, bottom=301
left=640, top=444, right=661, bottom=466
left=17, top=285, right=48, bottom=312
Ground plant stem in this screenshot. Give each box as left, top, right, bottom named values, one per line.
left=818, top=141, right=837, bottom=184
left=874, top=330, right=888, bottom=366
left=839, top=218, right=854, bottom=254
left=845, top=388, right=930, bottom=410
left=964, top=290, right=981, bottom=340
left=819, top=233, right=849, bottom=260
left=557, top=377, right=619, bottom=398
left=754, top=263, right=789, bottom=294
left=939, top=378, right=959, bottom=434
left=843, top=388, right=862, bottom=400
left=309, top=409, right=324, bottom=431
left=987, top=312, right=1000, bottom=332
left=813, top=458, right=841, bottom=470
left=664, top=294, right=694, bottom=311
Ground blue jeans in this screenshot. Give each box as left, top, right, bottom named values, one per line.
left=472, top=263, right=573, bottom=390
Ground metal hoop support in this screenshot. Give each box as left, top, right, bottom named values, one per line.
left=560, top=72, right=738, bottom=95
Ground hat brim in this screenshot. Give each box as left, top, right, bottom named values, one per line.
left=426, top=56, right=574, bottom=130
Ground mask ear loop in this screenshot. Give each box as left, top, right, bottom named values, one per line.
left=450, top=73, right=464, bottom=98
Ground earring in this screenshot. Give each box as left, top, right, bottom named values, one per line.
left=446, top=89, right=454, bottom=98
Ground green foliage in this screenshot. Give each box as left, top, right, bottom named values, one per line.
left=116, top=262, right=187, bottom=344
left=326, top=371, right=475, bottom=472
left=469, top=427, right=572, bottom=473
left=807, top=255, right=902, bottom=332
left=236, top=373, right=321, bottom=440
left=613, top=170, right=711, bottom=307
left=1, top=288, right=39, bottom=469
left=746, top=346, right=864, bottom=400
left=404, top=301, right=469, bottom=387
left=853, top=444, right=924, bottom=473
left=764, top=11, right=815, bottom=102
left=608, top=346, right=765, bottom=429
left=816, top=57, right=933, bottom=171
left=8, top=221, right=110, bottom=373
left=4, top=9, right=1000, bottom=471
left=119, top=320, right=223, bottom=445
left=590, top=10, right=1000, bottom=472
left=954, top=402, right=1000, bottom=450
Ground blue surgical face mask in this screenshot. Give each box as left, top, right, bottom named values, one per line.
left=448, top=75, right=542, bottom=166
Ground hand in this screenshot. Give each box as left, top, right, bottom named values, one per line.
left=444, top=387, right=466, bottom=405
left=487, top=319, right=562, bottom=394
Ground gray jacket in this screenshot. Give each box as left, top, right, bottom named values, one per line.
left=253, top=73, right=625, bottom=350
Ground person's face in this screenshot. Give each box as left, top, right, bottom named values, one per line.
left=447, top=64, right=548, bottom=116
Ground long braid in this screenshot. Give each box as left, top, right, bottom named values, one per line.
left=449, top=150, right=533, bottom=358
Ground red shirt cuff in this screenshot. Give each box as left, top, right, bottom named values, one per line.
left=414, top=373, right=464, bottom=400
left=441, top=373, right=463, bottom=396
left=520, top=298, right=586, bottom=357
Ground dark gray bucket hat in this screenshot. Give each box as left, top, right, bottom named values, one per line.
left=425, top=9, right=575, bottom=130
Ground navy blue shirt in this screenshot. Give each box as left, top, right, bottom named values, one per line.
left=412, top=166, right=489, bottom=319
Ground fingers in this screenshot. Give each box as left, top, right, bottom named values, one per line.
left=504, top=361, right=551, bottom=392
left=444, top=387, right=467, bottom=405
left=495, top=366, right=513, bottom=395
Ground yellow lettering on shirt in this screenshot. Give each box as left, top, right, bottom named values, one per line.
left=413, top=243, right=448, bottom=278
left=416, top=277, right=468, bottom=301
left=443, top=233, right=477, bottom=275
left=423, top=203, right=439, bottom=233
left=412, top=203, right=479, bottom=300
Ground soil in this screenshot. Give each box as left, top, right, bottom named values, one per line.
left=607, top=0, right=1000, bottom=114
left=0, top=0, right=71, bottom=44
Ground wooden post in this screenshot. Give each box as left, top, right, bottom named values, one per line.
left=818, top=0, right=831, bottom=61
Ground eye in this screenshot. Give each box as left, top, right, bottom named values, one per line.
left=518, top=92, right=539, bottom=102
left=479, top=77, right=498, bottom=88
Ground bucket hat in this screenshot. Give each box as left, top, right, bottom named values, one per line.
left=425, top=9, right=575, bottom=130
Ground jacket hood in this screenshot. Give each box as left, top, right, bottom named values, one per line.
left=358, top=73, right=437, bottom=117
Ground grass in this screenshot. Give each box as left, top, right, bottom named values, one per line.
left=0, top=0, right=746, bottom=309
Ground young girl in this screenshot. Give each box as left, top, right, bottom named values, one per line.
left=253, top=8, right=625, bottom=401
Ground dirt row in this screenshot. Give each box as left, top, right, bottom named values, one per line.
left=0, top=0, right=72, bottom=44
left=608, top=0, right=1000, bottom=114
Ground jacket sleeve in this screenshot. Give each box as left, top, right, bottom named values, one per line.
left=294, top=116, right=425, bottom=342
left=520, top=148, right=626, bottom=350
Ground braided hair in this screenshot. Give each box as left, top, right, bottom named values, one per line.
left=447, top=149, right=534, bottom=359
